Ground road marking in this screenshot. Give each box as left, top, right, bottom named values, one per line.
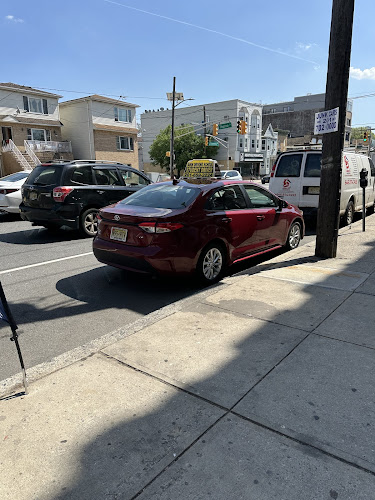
left=0, top=252, right=94, bottom=275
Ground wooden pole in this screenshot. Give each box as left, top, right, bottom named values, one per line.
left=315, top=0, right=355, bottom=258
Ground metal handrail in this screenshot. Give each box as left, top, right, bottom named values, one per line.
left=2, top=139, right=32, bottom=170
left=24, top=141, right=41, bottom=166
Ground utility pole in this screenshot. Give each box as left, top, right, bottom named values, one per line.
left=315, top=0, right=355, bottom=258
left=169, top=76, right=176, bottom=179
left=203, top=106, right=207, bottom=155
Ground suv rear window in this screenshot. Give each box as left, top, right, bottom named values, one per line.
left=120, top=184, right=200, bottom=209
left=304, top=154, right=322, bottom=177
left=275, top=154, right=302, bottom=177
left=26, top=165, right=62, bottom=186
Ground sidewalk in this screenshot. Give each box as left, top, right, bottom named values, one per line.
left=2, top=216, right=375, bottom=499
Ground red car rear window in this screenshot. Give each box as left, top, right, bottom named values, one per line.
left=120, top=183, right=200, bottom=209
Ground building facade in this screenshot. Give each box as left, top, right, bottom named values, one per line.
left=141, top=99, right=270, bottom=177
left=262, top=93, right=353, bottom=148
left=261, top=124, right=278, bottom=174
left=0, top=82, right=72, bottom=175
left=59, top=95, right=139, bottom=169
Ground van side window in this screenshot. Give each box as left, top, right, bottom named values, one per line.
left=275, top=154, right=302, bottom=177
left=304, top=154, right=322, bottom=177
left=369, top=158, right=375, bottom=177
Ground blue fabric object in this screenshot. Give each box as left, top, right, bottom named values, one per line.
left=0, top=300, right=9, bottom=324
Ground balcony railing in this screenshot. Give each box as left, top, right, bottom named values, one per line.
left=25, top=140, right=72, bottom=153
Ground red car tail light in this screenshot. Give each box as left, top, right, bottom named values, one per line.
left=270, top=163, right=277, bottom=178
left=0, top=188, right=18, bottom=194
left=138, top=222, right=184, bottom=233
left=53, top=187, right=74, bottom=202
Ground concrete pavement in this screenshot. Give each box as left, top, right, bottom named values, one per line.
left=1, top=215, right=375, bottom=499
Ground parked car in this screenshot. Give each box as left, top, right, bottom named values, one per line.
left=261, top=174, right=270, bottom=184
left=19, top=161, right=151, bottom=236
left=269, top=149, right=375, bottom=224
left=93, top=179, right=304, bottom=284
left=0, top=170, right=32, bottom=214
left=147, top=172, right=170, bottom=182
left=220, top=170, right=243, bottom=181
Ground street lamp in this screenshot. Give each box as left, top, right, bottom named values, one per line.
left=166, top=77, right=194, bottom=178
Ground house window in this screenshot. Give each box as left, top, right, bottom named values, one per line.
left=239, top=137, right=243, bottom=148
left=116, top=136, right=134, bottom=150
left=251, top=139, right=255, bottom=148
left=262, top=139, right=266, bottom=151
left=345, top=132, right=350, bottom=141
left=346, top=118, right=351, bottom=126
left=23, top=96, right=48, bottom=114
left=27, top=128, right=51, bottom=141
left=257, top=139, right=260, bottom=149
left=283, top=106, right=291, bottom=112
left=245, top=138, right=248, bottom=148
left=114, top=107, right=132, bottom=123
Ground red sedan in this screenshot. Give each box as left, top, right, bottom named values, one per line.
left=93, top=179, right=304, bottom=284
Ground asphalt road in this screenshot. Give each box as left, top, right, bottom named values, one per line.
left=0, top=214, right=316, bottom=381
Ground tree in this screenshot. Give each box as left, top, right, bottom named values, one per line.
left=149, top=124, right=219, bottom=176
left=350, top=127, right=374, bottom=140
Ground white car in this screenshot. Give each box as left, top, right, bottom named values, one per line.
left=0, top=170, right=32, bottom=214
left=220, top=170, right=243, bottom=181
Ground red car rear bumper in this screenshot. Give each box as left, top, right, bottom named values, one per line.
left=93, top=237, right=196, bottom=276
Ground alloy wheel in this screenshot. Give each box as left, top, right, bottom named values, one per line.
left=202, top=247, right=223, bottom=281
left=288, top=223, right=301, bottom=249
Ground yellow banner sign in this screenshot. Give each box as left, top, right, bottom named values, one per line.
left=185, top=160, right=215, bottom=178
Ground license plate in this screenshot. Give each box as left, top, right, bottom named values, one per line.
left=110, top=227, right=128, bottom=242
left=29, top=191, right=38, bottom=201
left=307, top=186, right=320, bottom=195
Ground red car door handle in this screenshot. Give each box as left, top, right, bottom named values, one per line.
left=257, top=215, right=265, bottom=221
left=221, top=217, right=232, bottom=223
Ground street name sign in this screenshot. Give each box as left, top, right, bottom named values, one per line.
left=219, top=122, right=232, bottom=129
left=314, top=107, right=339, bottom=134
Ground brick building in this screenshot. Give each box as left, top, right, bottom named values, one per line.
left=59, top=95, right=139, bottom=169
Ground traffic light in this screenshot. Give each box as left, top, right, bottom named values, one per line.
left=364, top=131, right=368, bottom=142
left=240, top=120, right=247, bottom=135
left=360, top=167, right=368, bottom=188
left=237, top=120, right=241, bottom=134
left=212, top=124, right=218, bottom=136
left=205, top=136, right=209, bottom=146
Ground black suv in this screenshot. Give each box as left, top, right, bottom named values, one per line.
left=20, top=161, right=151, bottom=236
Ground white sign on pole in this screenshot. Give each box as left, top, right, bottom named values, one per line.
left=314, top=107, right=339, bottom=134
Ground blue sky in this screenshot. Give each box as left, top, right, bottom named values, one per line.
left=3, top=0, right=375, bottom=127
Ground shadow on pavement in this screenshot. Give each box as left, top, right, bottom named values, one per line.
left=41, top=228, right=375, bottom=499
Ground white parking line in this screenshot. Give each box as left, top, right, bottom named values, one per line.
left=0, top=252, right=94, bottom=275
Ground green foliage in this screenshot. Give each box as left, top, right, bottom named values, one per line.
left=149, top=124, right=219, bottom=176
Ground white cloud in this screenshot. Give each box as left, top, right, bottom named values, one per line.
left=350, top=66, right=375, bottom=80
left=296, top=42, right=316, bottom=51
left=5, top=15, right=24, bottom=23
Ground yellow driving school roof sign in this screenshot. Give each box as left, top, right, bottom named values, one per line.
left=184, top=159, right=216, bottom=179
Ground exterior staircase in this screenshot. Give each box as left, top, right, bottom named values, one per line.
left=2, top=139, right=40, bottom=171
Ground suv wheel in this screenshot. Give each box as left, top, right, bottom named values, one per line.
left=80, top=208, right=99, bottom=237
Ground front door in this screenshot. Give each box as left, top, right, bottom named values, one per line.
left=242, top=184, right=286, bottom=247
left=1, top=127, right=12, bottom=146
left=205, top=185, right=261, bottom=261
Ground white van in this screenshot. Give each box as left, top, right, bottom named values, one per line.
left=269, top=150, right=375, bottom=224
